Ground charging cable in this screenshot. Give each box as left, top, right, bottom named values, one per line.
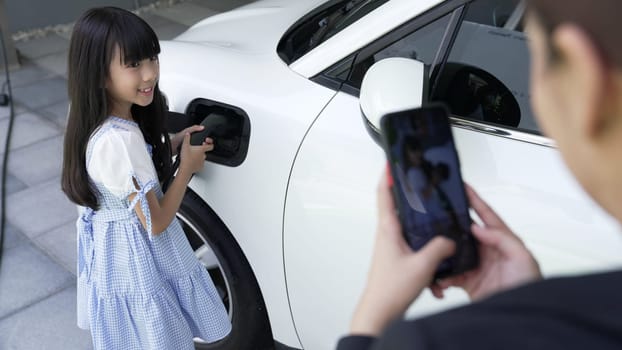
left=0, top=25, right=15, bottom=271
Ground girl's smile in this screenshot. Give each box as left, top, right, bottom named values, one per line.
left=138, top=86, right=154, bottom=96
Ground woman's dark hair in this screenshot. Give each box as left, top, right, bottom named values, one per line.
left=528, top=0, right=622, bottom=67
left=62, top=7, right=171, bottom=209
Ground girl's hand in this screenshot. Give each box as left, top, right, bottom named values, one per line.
left=178, top=133, right=213, bottom=175
left=430, top=184, right=542, bottom=301
left=170, top=125, right=206, bottom=155
left=349, top=170, right=456, bottom=336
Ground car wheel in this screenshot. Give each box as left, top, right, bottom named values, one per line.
left=177, top=189, right=274, bottom=350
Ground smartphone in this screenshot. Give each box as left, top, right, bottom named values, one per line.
left=380, top=104, right=478, bottom=279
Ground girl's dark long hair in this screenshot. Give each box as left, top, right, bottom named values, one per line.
left=62, top=7, right=171, bottom=210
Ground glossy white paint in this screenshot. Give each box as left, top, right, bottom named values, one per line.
left=284, top=92, right=384, bottom=349
left=159, top=0, right=622, bottom=349
left=158, top=38, right=337, bottom=348
left=453, top=128, right=622, bottom=274
left=175, top=0, right=325, bottom=55
left=291, top=0, right=444, bottom=77
left=359, top=57, right=426, bottom=130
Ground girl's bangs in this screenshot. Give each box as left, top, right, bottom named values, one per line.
left=110, top=14, right=160, bottom=64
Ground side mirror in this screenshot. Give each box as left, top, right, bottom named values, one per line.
left=359, top=57, right=427, bottom=144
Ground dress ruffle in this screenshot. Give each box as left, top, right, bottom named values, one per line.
left=76, top=185, right=231, bottom=349
left=77, top=178, right=157, bottom=330
left=170, top=263, right=231, bottom=341
left=87, top=263, right=230, bottom=349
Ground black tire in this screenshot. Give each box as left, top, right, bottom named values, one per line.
left=177, top=189, right=274, bottom=350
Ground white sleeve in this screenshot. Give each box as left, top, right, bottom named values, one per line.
left=88, top=128, right=158, bottom=198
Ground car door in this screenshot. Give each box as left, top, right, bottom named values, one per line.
left=284, top=0, right=622, bottom=349
left=284, top=4, right=461, bottom=349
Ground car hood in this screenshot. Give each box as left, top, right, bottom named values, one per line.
left=172, top=0, right=327, bottom=55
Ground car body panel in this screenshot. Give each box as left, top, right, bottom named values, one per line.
left=285, top=94, right=622, bottom=347
left=175, top=0, right=326, bottom=55
left=159, top=0, right=622, bottom=348
left=159, top=37, right=337, bottom=347
left=284, top=91, right=383, bottom=349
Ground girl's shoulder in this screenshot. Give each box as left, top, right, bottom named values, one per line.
left=90, top=116, right=143, bottom=145
left=91, top=116, right=141, bottom=139
left=87, top=117, right=147, bottom=162
left=86, top=117, right=157, bottom=195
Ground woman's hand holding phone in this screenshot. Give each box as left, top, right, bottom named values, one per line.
left=349, top=171, right=456, bottom=337
left=430, top=184, right=542, bottom=301
left=351, top=104, right=540, bottom=337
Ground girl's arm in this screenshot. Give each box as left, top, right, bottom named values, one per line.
left=130, top=133, right=213, bottom=235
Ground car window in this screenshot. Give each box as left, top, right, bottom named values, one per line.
left=432, top=0, right=539, bottom=133
left=345, top=13, right=453, bottom=90
left=321, top=0, right=389, bottom=42
left=278, top=0, right=390, bottom=64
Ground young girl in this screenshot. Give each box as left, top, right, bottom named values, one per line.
left=61, top=7, right=231, bottom=349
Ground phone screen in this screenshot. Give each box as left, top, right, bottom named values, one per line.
left=380, top=104, right=478, bottom=278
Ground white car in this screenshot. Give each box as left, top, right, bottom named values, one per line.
left=159, top=0, right=622, bottom=349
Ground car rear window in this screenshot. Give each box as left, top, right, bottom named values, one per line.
left=278, top=0, right=390, bottom=64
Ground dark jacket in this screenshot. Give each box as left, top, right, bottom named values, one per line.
left=337, top=270, right=622, bottom=349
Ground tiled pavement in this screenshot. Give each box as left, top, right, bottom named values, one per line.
left=0, top=1, right=254, bottom=348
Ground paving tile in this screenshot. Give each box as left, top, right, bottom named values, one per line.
left=14, top=34, right=70, bottom=60
left=0, top=105, right=9, bottom=120
left=0, top=104, right=23, bottom=121
left=3, top=62, right=56, bottom=88
left=0, top=241, right=74, bottom=319
left=153, top=2, right=218, bottom=27
left=0, top=286, right=93, bottom=350
left=34, top=50, right=69, bottom=78
left=11, top=76, right=68, bottom=110
left=40, top=99, right=70, bottom=128
left=0, top=223, right=27, bottom=251
left=7, top=177, right=78, bottom=239
left=8, top=135, right=63, bottom=187
left=35, top=220, right=78, bottom=276
left=0, top=171, right=28, bottom=196
left=0, top=111, right=61, bottom=151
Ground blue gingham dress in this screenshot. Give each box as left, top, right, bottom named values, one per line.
left=76, top=117, right=231, bottom=349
